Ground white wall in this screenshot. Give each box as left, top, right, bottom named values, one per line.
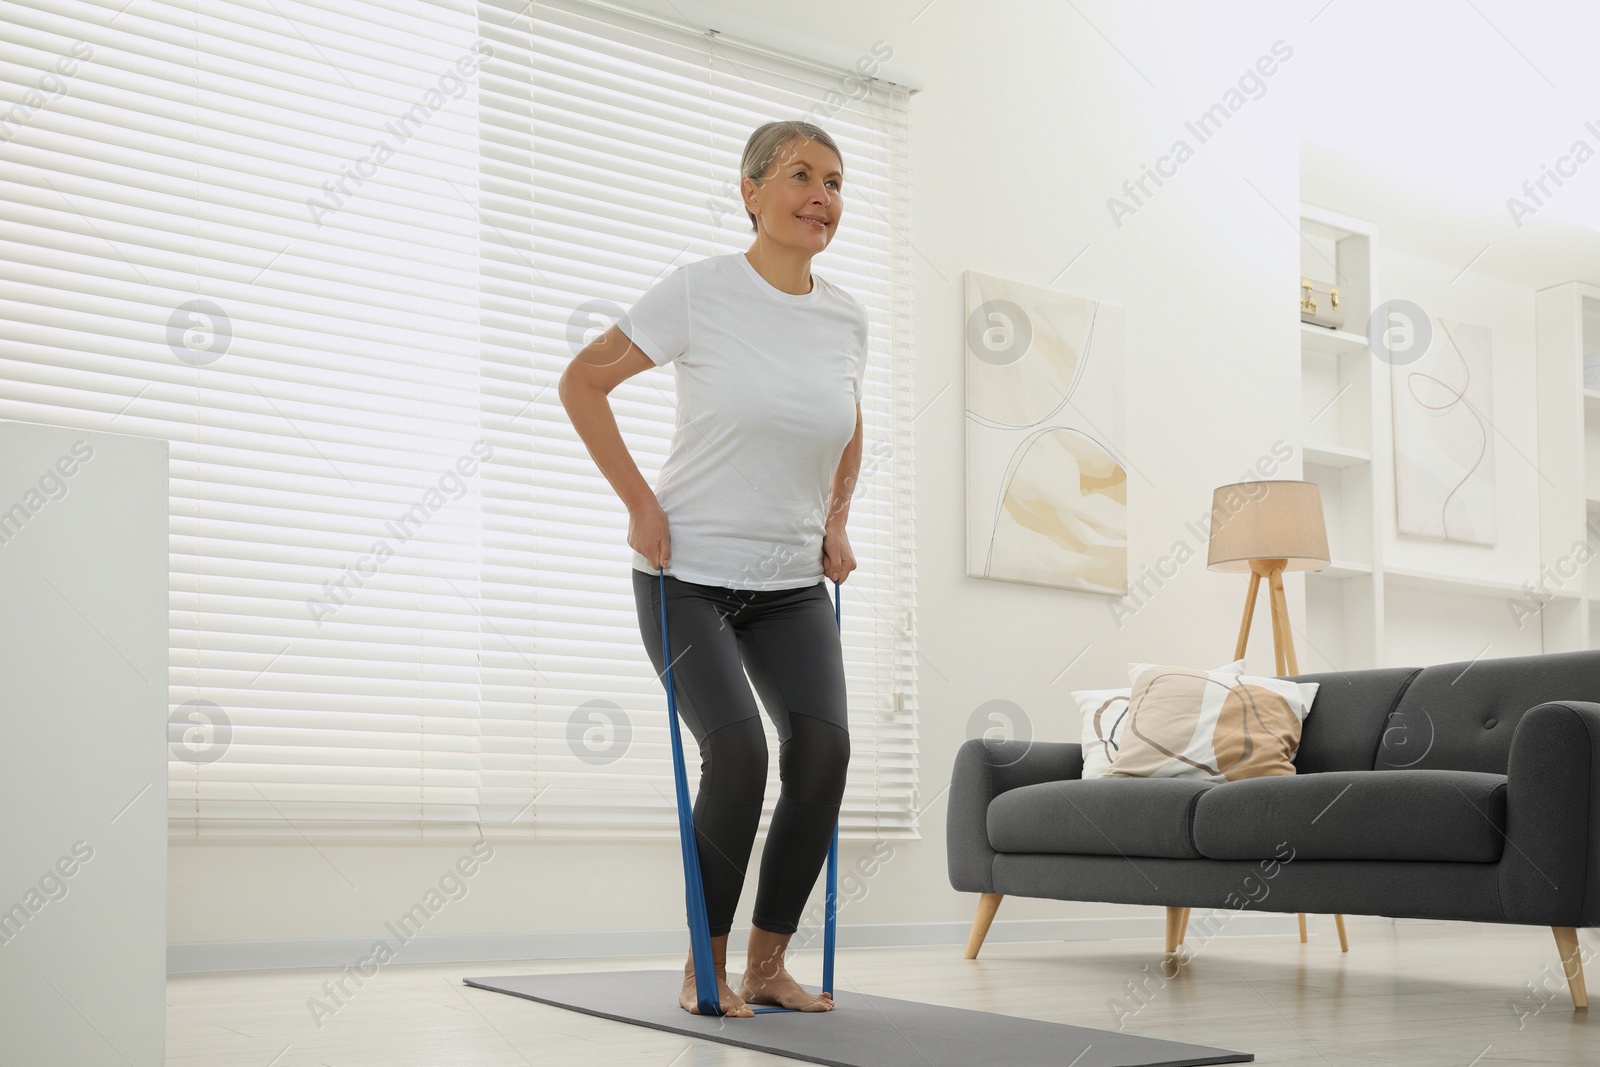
left=165, top=0, right=1590, bottom=964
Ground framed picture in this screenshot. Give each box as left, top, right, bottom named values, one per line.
left=1392, top=316, right=1497, bottom=545
left=964, top=271, right=1128, bottom=595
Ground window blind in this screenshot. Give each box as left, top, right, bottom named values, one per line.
left=2, top=0, right=487, bottom=839
left=478, top=0, right=921, bottom=839
left=0, top=0, right=917, bottom=840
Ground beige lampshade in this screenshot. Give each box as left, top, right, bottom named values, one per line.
left=1206, top=480, right=1330, bottom=573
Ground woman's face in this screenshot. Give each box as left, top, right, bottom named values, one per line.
left=744, top=137, right=843, bottom=252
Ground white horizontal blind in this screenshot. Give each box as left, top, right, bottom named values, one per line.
left=2, top=0, right=915, bottom=840
left=1, top=0, right=486, bottom=838
left=477, top=0, right=920, bottom=837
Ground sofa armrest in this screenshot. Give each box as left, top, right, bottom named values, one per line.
left=946, top=738, right=1084, bottom=894
left=1501, top=700, right=1600, bottom=927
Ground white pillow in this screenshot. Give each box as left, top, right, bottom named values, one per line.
left=1075, top=659, right=1245, bottom=780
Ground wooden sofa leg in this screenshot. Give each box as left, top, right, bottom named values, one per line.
left=1297, top=913, right=1307, bottom=943
left=1178, top=907, right=1190, bottom=944
left=1335, top=914, right=1349, bottom=952
left=1165, top=906, right=1185, bottom=953
left=1553, top=926, right=1589, bottom=1009
left=964, top=893, right=1003, bottom=960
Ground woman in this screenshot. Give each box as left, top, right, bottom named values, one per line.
left=558, top=120, right=867, bottom=1017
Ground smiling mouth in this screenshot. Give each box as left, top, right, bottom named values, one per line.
left=797, top=216, right=827, bottom=228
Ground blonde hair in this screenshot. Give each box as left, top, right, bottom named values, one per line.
left=740, top=120, right=843, bottom=233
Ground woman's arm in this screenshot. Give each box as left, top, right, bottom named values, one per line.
left=558, top=324, right=673, bottom=569
left=821, top=404, right=862, bottom=583
left=825, top=403, right=863, bottom=532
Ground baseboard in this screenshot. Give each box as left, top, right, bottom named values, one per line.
left=168, top=912, right=1310, bottom=975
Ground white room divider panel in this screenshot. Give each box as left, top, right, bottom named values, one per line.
left=0, top=420, right=167, bottom=1067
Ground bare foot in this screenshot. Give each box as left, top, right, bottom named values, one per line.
left=739, top=964, right=834, bottom=1012
left=680, top=966, right=753, bottom=1017
left=742, top=925, right=833, bottom=1011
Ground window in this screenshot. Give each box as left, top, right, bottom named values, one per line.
left=480, top=0, right=919, bottom=839
left=0, top=0, right=917, bottom=840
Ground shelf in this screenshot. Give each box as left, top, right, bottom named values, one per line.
left=1300, top=321, right=1370, bottom=356
left=1298, top=206, right=1380, bottom=668
left=1585, top=389, right=1600, bottom=418
left=1309, top=559, right=1373, bottom=579
left=1302, top=443, right=1371, bottom=468
left=1385, top=564, right=1579, bottom=601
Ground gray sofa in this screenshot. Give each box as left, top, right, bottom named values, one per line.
left=948, top=648, right=1600, bottom=1007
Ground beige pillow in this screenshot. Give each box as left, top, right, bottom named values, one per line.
left=1075, top=659, right=1245, bottom=780
left=1104, top=663, right=1319, bottom=782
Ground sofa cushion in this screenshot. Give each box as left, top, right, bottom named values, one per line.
left=1191, top=769, right=1508, bottom=862
left=1375, top=649, right=1600, bottom=775
left=987, top=778, right=1212, bottom=859
left=1287, top=666, right=1420, bottom=773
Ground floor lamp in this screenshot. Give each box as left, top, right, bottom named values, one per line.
left=1201, top=479, right=1348, bottom=950
left=1205, top=479, right=1330, bottom=676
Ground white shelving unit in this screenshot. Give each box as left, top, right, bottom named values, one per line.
left=1534, top=282, right=1600, bottom=652
left=1384, top=564, right=1539, bottom=600
left=1297, top=206, right=1382, bottom=671
left=1295, top=206, right=1584, bottom=671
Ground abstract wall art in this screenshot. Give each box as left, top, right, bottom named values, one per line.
left=964, top=271, right=1128, bottom=594
left=1392, top=316, right=1497, bottom=545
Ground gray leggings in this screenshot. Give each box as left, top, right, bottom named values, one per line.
left=632, top=568, right=851, bottom=937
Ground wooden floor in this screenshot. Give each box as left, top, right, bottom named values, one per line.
left=166, top=917, right=1596, bottom=1066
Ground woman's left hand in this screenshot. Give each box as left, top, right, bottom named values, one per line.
left=822, top=523, right=856, bottom=584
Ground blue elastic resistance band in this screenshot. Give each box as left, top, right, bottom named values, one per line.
left=658, top=564, right=841, bottom=1017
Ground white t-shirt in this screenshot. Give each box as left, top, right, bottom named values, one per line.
left=619, top=251, right=868, bottom=591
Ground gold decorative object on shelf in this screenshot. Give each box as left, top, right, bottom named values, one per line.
left=1299, top=276, right=1344, bottom=329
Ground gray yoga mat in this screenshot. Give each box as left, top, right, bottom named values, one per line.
left=462, top=970, right=1252, bottom=1067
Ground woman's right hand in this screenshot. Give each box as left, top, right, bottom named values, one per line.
left=628, top=499, right=671, bottom=570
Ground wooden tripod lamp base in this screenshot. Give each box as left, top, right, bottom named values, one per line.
left=1233, top=557, right=1298, bottom=675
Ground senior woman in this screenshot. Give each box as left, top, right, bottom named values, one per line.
left=558, top=119, right=868, bottom=1017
